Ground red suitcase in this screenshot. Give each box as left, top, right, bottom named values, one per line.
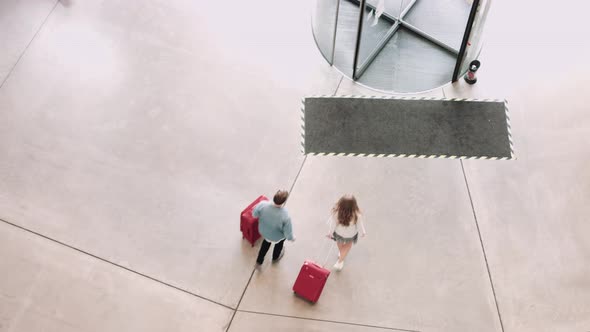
left=240, top=195, right=268, bottom=246
left=293, top=260, right=331, bottom=303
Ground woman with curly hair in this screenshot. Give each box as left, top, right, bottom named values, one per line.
left=326, top=195, right=366, bottom=271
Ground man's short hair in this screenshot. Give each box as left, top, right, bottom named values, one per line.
left=273, top=190, right=289, bottom=205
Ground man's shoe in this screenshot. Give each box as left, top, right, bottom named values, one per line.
left=272, top=249, right=285, bottom=263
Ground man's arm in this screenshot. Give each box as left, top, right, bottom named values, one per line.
left=252, top=202, right=264, bottom=218
left=283, top=217, right=295, bottom=241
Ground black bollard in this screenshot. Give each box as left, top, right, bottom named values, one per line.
left=464, top=60, right=481, bottom=84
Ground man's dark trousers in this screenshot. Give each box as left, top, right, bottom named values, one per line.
left=256, top=239, right=285, bottom=264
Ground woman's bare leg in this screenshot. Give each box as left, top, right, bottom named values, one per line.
left=336, top=241, right=345, bottom=262
left=338, top=242, right=353, bottom=262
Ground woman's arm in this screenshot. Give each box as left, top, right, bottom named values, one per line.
left=358, top=215, right=367, bottom=236
left=326, top=213, right=336, bottom=238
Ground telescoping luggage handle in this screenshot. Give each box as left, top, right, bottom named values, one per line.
left=312, top=215, right=336, bottom=268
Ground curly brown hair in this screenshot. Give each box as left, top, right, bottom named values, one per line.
left=332, top=195, right=360, bottom=226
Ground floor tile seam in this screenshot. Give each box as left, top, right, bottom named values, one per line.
left=236, top=310, right=421, bottom=332
left=230, top=78, right=324, bottom=325
left=334, top=76, right=344, bottom=95
left=287, top=154, right=308, bottom=199
left=0, top=217, right=235, bottom=311
left=0, top=0, right=59, bottom=91
left=226, top=155, right=309, bottom=332
left=229, top=75, right=355, bottom=331
left=459, top=160, right=506, bottom=332
left=224, top=268, right=255, bottom=332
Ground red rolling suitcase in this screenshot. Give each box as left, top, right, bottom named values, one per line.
left=240, top=195, right=268, bottom=246
left=293, top=260, right=331, bottom=303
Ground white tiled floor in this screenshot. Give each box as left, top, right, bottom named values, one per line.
left=0, top=222, right=233, bottom=332
left=239, top=156, right=500, bottom=332
left=0, top=0, right=56, bottom=82
left=0, top=0, right=589, bottom=331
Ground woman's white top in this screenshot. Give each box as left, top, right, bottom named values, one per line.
left=328, top=214, right=366, bottom=238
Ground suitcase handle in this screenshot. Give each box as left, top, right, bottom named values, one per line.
left=314, top=234, right=335, bottom=268
left=241, top=195, right=269, bottom=215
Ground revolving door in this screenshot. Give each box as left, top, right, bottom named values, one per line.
left=312, top=0, right=491, bottom=93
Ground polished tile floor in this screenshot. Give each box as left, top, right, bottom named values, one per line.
left=0, top=0, right=589, bottom=331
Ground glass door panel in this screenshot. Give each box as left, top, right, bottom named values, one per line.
left=353, top=0, right=407, bottom=79
left=312, top=0, right=341, bottom=64
left=403, top=0, right=472, bottom=51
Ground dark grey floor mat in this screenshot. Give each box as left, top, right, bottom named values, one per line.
left=301, top=96, right=514, bottom=160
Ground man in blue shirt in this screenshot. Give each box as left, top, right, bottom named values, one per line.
left=253, top=190, right=295, bottom=266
